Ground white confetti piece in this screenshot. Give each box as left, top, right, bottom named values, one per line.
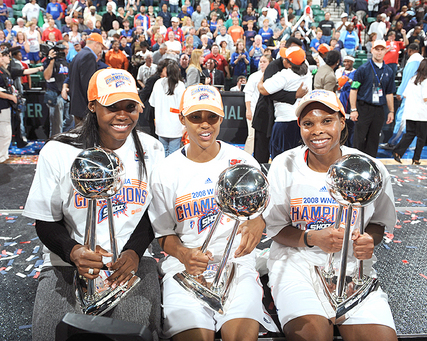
left=0, top=255, right=19, bottom=261
left=13, top=235, right=22, bottom=240
left=26, top=255, right=36, bottom=262
left=16, top=273, right=26, bottom=278
left=261, top=237, right=271, bottom=243
left=0, top=237, right=11, bottom=240
left=5, top=266, right=12, bottom=271
left=25, top=264, right=33, bottom=272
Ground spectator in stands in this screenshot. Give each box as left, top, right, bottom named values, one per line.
left=22, top=0, right=41, bottom=23
left=192, top=5, right=206, bottom=30
left=244, top=20, right=257, bottom=52
left=368, top=14, right=388, bottom=40
left=340, top=22, right=359, bottom=57
left=165, top=16, right=184, bottom=42
left=42, top=18, right=63, bottom=42
left=209, top=12, right=220, bottom=33
left=258, top=7, right=274, bottom=29
left=204, top=57, right=225, bottom=86
left=249, top=34, right=266, bottom=73
left=218, top=39, right=230, bottom=62
left=349, top=40, right=395, bottom=157
left=185, top=48, right=207, bottom=86
left=258, top=46, right=312, bottom=159
left=101, top=4, right=117, bottom=31
left=178, top=5, right=191, bottom=23
left=209, top=1, right=225, bottom=21
left=318, top=12, right=335, bottom=44
left=26, top=22, right=41, bottom=65
left=230, top=75, right=246, bottom=91
left=108, top=20, right=122, bottom=38
left=185, top=27, right=202, bottom=48
left=13, top=32, right=28, bottom=62
left=395, top=5, right=411, bottom=31
left=259, top=18, right=274, bottom=45
left=242, top=5, right=257, bottom=29
left=105, top=40, right=129, bottom=69
left=137, top=53, right=156, bottom=88
left=165, top=30, right=181, bottom=55
left=310, top=28, right=325, bottom=53
left=149, top=61, right=185, bottom=156
left=204, top=42, right=231, bottom=78
left=69, top=23, right=81, bottom=45
left=215, top=24, right=234, bottom=51
left=47, top=0, right=64, bottom=30
left=67, top=33, right=107, bottom=125
left=153, top=43, right=167, bottom=64
left=354, top=0, right=368, bottom=23
left=84, top=5, right=102, bottom=27
left=228, top=17, right=244, bottom=44
left=158, top=4, right=172, bottom=28
left=266, top=28, right=283, bottom=59
left=408, top=25, right=425, bottom=55
left=384, top=29, right=408, bottom=80
left=230, top=39, right=249, bottom=83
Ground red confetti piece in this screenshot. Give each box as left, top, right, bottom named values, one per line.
left=385, top=232, right=394, bottom=239
left=420, top=274, right=427, bottom=280
left=154, top=258, right=159, bottom=263
left=0, top=267, right=5, bottom=271
left=33, top=272, right=40, bottom=279
left=5, top=217, right=15, bottom=220
left=402, top=260, right=409, bottom=264
left=394, top=240, right=402, bottom=243
left=262, top=232, right=267, bottom=236
left=19, top=241, right=31, bottom=244
left=1, top=250, right=6, bottom=255
left=397, top=199, right=402, bottom=201
left=16, top=249, right=22, bottom=254
left=403, top=220, right=411, bottom=223
left=395, top=225, right=402, bottom=229
left=19, top=206, right=23, bottom=209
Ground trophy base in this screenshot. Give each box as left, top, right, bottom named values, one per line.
left=173, top=262, right=236, bottom=315
left=74, top=270, right=141, bottom=316
left=314, top=266, right=379, bottom=323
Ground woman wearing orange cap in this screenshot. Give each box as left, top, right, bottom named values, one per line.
left=263, top=89, right=398, bottom=341
left=24, top=68, right=164, bottom=341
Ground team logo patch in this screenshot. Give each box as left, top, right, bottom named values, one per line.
left=306, top=217, right=333, bottom=230
left=189, top=220, right=195, bottom=229
left=229, top=159, right=242, bottom=166
left=198, top=209, right=219, bottom=234
left=199, top=93, right=209, bottom=101
left=115, top=80, right=126, bottom=88
left=98, top=198, right=128, bottom=223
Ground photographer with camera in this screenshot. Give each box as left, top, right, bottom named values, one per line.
left=43, top=42, right=72, bottom=137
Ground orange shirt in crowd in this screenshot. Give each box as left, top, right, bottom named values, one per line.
left=105, top=50, right=129, bottom=70
left=228, top=25, right=244, bottom=43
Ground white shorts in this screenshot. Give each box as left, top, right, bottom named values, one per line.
left=268, top=257, right=396, bottom=331
left=162, top=264, right=278, bottom=339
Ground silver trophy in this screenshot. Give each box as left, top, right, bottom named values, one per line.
left=174, top=164, right=269, bottom=314
left=70, top=147, right=140, bottom=315
left=315, top=154, right=383, bottom=322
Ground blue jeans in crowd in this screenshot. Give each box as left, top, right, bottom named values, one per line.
left=159, top=136, right=181, bottom=156
left=170, top=4, right=178, bottom=12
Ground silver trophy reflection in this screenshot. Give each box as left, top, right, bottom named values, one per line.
left=174, top=164, right=269, bottom=314
left=70, top=147, right=140, bottom=315
left=314, top=154, right=383, bottom=321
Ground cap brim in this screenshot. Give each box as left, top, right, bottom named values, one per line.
left=182, top=104, right=224, bottom=117
left=96, top=92, right=143, bottom=107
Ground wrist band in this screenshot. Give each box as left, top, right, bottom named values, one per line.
left=304, top=230, right=314, bottom=248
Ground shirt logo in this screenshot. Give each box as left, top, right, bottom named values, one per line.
left=319, top=186, right=328, bottom=192
left=198, top=209, right=219, bottom=234
left=205, top=178, right=212, bottom=184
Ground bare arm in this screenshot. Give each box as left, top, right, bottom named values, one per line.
left=349, top=88, right=358, bottom=121
left=386, top=93, right=394, bottom=124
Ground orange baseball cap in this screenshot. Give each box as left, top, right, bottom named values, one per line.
left=87, top=33, right=108, bottom=50
left=87, top=68, right=143, bottom=106
left=279, top=46, right=306, bottom=65
left=318, top=43, right=332, bottom=54
left=295, top=90, right=346, bottom=121
left=180, top=84, right=224, bottom=117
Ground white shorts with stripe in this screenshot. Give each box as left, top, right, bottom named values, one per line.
left=161, top=264, right=279, bottom=339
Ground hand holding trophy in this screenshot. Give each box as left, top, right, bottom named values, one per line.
left=315, top=154, right=383, bottom=321
left=174, top=163, right=269, bottom=314
left=70, top=147, right=141, bottom=316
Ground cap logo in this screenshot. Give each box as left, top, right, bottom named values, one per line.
left=104, top=72, right=132, bottom=86
left=191, top=85, right=216, bottom=96
left=199, top=93, right=209, bottom=101
left=305, top=89, right=336, bottom=102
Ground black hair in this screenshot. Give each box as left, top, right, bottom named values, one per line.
left=50, top=105, right=147, bottom=180
left=300, top=102, right=348, bottom=145
left=285, top=37, right=303, bottom=47
left=408, top=43, right=419, bottom=51
left=156, top=58, right=171, bottom=75
left=324, top=50, right=341, bottom=66
left=286, top=59, right=308, bottom=76
left=165, top=61, right=180, bottom=95
left=414, top=59, right=427, bottom=86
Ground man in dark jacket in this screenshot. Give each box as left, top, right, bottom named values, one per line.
left=67, top=33, right=107, bottom=125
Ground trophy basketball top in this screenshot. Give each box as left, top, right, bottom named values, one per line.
left=325, top=154, right=383, bottom=207
left=215, top=164, right=269, bottom=220
left=70, top=147, right=126, bottom=199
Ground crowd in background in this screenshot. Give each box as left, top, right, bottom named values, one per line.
left=1, top=0, right=427, bottom=162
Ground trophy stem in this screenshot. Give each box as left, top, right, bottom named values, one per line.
left=336, top=205, right=353, bottom=299
left=107, top=198, right=119, bottom=262
left=85, top=199, right=97, bottom=297
left=201, top=211, right=223, bottom=253
left=323, top=205, right=344, bottom=278
left=212, top=219, right=240, bottom=290
left=354, top=207, right=365, bottom=285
